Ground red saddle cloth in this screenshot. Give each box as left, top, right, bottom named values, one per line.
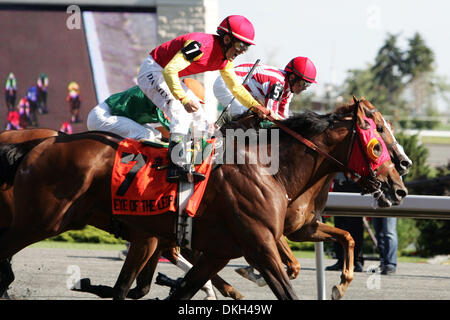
left=111, top=138, right=214, bottom=217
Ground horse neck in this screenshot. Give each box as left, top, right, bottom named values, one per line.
left=274, top=122, right=352, bottom=201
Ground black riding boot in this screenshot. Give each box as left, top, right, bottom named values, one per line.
left=166, top=134, right=205, bottom=183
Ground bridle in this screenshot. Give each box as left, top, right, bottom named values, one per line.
left=253, top=100, right=384, bottom=195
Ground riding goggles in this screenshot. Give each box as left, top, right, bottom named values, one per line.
left=298, top=79, right=312, bottom=88
left=233, top=40, right=249, bottom=53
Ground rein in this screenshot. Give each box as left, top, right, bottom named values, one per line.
left=252, top=103, right=382, bottom=194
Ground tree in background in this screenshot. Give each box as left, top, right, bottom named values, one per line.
left=395, top=132, right=450, bottom=257
left=370, top=33, right=407, bottom=114
left=343, top=32, right=449, bottom=123
left=403, top=33, right=436, bottom=118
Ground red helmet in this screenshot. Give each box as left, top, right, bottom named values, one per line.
left=217, top=15, right=255, bottom=45
left=285, top=57, right=317, bottom=83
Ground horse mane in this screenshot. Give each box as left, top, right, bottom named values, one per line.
left=276, top=110, right=331, bottom=136
left=0, top=138, right=49, bottom=188
left=222, top=102, right=358, bottom=137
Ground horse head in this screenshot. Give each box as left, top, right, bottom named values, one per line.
left=357, top=98, right=413, bottom=176
left=343, top=97, right=408, bottom=207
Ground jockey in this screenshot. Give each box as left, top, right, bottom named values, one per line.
left=136, top=15, right=266, bottom=183
left=26, top=86, right=39, bottom=126
left=214, top=56, right=317, bottom=119
left=66, top=87, right=81, bottom=123
left=37, top=73, right=49, bottom=90
left=18, top=97, right=31, bottom=128
left=5, top=72, right=17, bottom=112
left=68, top=81, right=80, bottom=94
left=60, top=121, right=73, bottom=134
left=6, top=110, right=21, bottom=130
left=37, top=73, right=49, bottom=114
left=87, top=78, right=205, bottom=148
left=87, top=85, right=169, bottom=142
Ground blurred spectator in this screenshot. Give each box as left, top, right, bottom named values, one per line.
left=325, top=173, right=365, bottom=272
left=17, top=97, right=32, bottom=128
left=6, top=110, right=21, bottom=130
left=5, top=72, right=17, bottom=112
left=67, top=81, right=80, bottom=94
left=37, top=73, right=49, bottom=114
left=371, top=119, right=398, bottom=275
left=26, top=86, right=39, bottom=126
left=67, top=81, right=81, bottom=123
left=372, top=217, right=398, bottom=275
left=60, top=121, right=73, bottom=134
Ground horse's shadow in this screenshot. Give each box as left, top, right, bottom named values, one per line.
left=67, top=255, right=122, bottom=262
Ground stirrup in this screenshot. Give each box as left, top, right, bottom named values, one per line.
left=166, top=165, right=187, bottom=183
left=191, top=170, right=205, bottom=183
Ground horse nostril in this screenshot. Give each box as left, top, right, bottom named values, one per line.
left=396, top=189, right=407, bottom=200
left=401, top=160, right=412, bottom=169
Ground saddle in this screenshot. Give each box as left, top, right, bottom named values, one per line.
left=110, top=138, right=215, bottom=218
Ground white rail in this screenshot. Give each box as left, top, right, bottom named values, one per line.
left=313, top=193, right=450, bottom=300
left=325, top=192, right=450, bottom=220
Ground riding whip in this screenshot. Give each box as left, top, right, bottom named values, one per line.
left=215, top=59, right=261, bottom=128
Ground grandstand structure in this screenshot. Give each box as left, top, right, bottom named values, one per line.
left=0, top=0, right=219, bottom=132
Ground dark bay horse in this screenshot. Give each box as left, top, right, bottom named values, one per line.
left=0, top=99, right=407, bottom=299
left=79, top=97, right=412, bottom=300
left=231, top=97, right=413, bottom=288
left=0, top=129, right=243, bottom=300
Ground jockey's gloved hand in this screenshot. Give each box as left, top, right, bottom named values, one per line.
left=250, top=105, right=265, bottom=119
left=182, top=98, right=200, bottom=113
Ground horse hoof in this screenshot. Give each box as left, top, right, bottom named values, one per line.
left=230, top=291, right=244, bottom=300
left=331, top=285, right=343, bottom=300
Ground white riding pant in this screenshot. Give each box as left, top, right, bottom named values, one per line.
left=137, top=55, right=209, bottom=136
left=213, top=75, right=248, bottom=116
left=87, top=102, right=162, bottom=140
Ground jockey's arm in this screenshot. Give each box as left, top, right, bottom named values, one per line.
left=220, top=61, right=260, bottom=109
left=162, top=40, right=203, bottom=106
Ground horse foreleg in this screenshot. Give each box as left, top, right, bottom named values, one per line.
left=168, top=254, right=229, bottom=300
left=126, top=249, right=163, bottom=299
left=234, top=237, right=300, bottom=288
left=277, top=236, right=301, bottom=279
left=74, top=240, right=162, bottom=300
left=287, top=219, right=355, bottom=300
left=0, top=257, right=14, bottom=298
left=180, top=248, right=244, bottom=300
left=112, top=237, right=159, bottom=300
left=162, top=248, right=217, bottom=300
left=244, top=237, right=298, bottom=300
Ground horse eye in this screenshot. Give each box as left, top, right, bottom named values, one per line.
left=366, top=138, right=382, bottom=161
left=376, top=125, right=383, bottom=133
left=372, top=143, right=382, bottom=157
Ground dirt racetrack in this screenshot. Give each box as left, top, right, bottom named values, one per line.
left=5, top=246, right=450, bottom=301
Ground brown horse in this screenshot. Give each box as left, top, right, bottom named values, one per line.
left=0, top=128, right=59, bottom=297
left=77, top=97, right=411, bottom=299
left=0, top=99, right=407, bottom=299
left=231, top=97, right=413, bottom=288
left=79, top=97, right=411, bottom=299
left=0, top=128, right=244, bottom=300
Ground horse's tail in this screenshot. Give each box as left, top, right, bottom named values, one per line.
left=0, top=139, right=46, bottom=189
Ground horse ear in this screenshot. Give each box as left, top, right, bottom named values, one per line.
left=352, top=95, right=359, bottom=104
left=355, top=100, right=370, bottom=129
